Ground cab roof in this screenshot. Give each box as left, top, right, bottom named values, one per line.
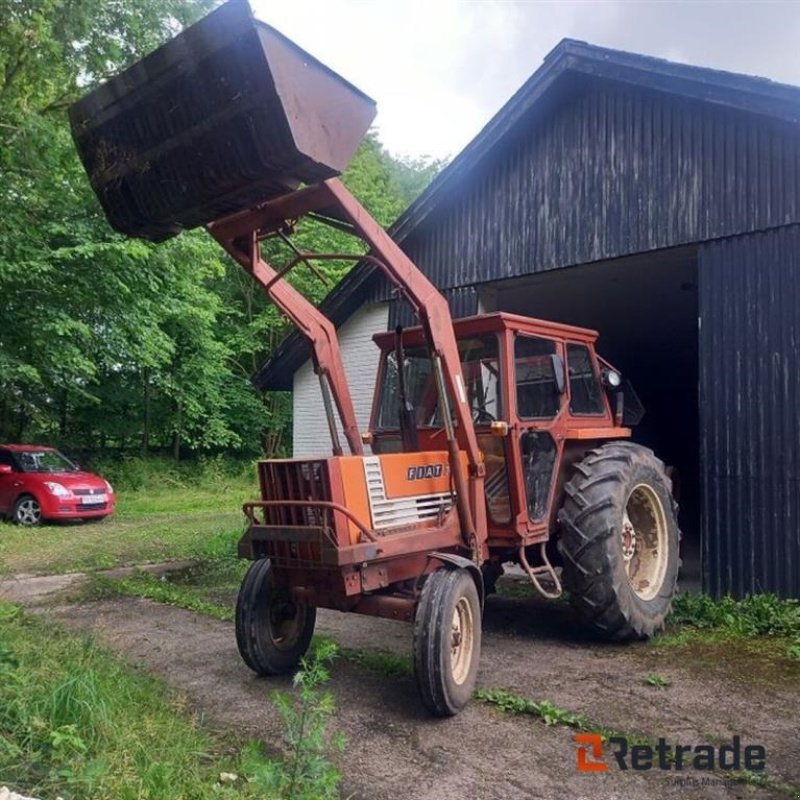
left=372, top=311, right=599, bottom=349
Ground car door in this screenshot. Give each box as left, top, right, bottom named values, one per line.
left=0, top=449, right=20, bottom=513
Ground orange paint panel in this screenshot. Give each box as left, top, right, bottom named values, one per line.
left=338, top=456, right=371, bottom=545
left=564, top=427, right=631, bottom=440
left=379, top=451, right=468, bottom=499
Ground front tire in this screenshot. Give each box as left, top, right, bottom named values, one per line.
left=235, top=559, right=316, bottom=675
left=13, top=495, right=42, bottom=527
left=558, top=442, right=680, bottom=640
left=413, top=568, right=482, bottom=717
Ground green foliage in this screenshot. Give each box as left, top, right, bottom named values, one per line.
left=84, top=571, right=238, bottom=622
left=341, top=647, right=413, bottom=678
left=668, top=593, right=800, bottom=659
left=474, top=688, right=588, bottom=728
left=243, top=640, right=344, bottom=800
left=0, top=600, right=346, bottom=800
left=88, top=454, right=257, bottom=495
left=643, top=673, right=672, bottom=688
left=0, top=2, right=440, bottom=459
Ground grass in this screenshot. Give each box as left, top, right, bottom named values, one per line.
left=663, top=592, right=800, bottom=660
left=82, top=571, right=239, bottom=621
left=0, top=600, right=342, bottom=800
left=340, top=647, right=413, bottom=679
left=0, top=460, right=257, bottom=575
left=0, top=512, right=246, bottom=575
left=493, top=578, right=537, bottom=599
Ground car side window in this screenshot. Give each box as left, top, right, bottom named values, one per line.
left=567, top=343, right=605, bottom=415
left=0, top=449, right=16, bottom=469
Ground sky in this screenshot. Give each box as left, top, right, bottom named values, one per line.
left=250, top=0, right=800, bottom=163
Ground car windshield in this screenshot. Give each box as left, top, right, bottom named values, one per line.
left=17, top=450, right=78, bottom=473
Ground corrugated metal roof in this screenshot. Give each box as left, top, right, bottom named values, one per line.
left=255, top=39, right=800, bottom=390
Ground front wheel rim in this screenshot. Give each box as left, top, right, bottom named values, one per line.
left=266, top=595, right=307, bottom=651
left=622, top=483, right=668, bottom=601
left=17, top=499, right=41, bottom=526
left=450, top=596, right=474, bottom=685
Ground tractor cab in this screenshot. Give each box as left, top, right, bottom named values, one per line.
left=370, top=313, right=637, bottom=547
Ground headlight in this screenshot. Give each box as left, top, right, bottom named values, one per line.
left=44, top=482, right=71, bottom=497
left=104, top=480, right=114, bottom=494
left=604, top=369, right=622, bottom=388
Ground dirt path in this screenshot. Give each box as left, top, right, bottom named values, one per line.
left=10, top=576, right=796, bottom=800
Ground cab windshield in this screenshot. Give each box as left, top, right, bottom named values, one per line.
left=17, top=450, right=78, bottom=473
left=376, top=334, right=501, bottom=429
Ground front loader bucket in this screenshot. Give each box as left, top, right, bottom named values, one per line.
left=69, top=0, right=376, bottom=242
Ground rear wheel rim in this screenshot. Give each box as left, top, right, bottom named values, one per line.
left=622, top=483, right=668, bottom=601
left=17, top=499, right=41, bottom=526
left=450, top=595, right=474, bottom=685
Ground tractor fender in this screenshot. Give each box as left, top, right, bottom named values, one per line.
left=427, top=551, right=485, bottom=611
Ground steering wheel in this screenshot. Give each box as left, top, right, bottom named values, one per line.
left=473, top=407, right=496, bottom=424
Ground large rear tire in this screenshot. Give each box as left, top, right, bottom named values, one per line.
left=235, top=559, right=316, bottom=675
left=558, top=442, right=680, bottom=640
left=413, top=568, right=481, bottom=717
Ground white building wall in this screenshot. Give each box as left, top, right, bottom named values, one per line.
left=292, top=302, right=389, bottom=457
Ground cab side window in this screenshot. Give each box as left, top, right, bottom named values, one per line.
left=567, top=344, right=605, bottom=415
left=515, top=335, right=560, bottom=419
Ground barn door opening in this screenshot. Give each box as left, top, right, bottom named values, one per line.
left=485, top=246, right=701, bottom=591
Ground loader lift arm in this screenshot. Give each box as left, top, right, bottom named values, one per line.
left=208, top=178, right=487, bottom=556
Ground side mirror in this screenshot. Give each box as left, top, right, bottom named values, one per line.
left=0, top=464, right=12, bottom=475
left=551, top=354, right=566, bottom=394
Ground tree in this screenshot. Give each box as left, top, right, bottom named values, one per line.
left=0, top=1, right=442, bottom=458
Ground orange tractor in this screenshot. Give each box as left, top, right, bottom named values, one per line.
left=71, top=0, right=680, bottom=715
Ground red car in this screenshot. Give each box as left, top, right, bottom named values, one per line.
left=0, top=444, right=115, bottom=526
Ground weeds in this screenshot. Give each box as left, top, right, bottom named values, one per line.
left=474, top=688, right=588, bottom=728
left=244, top=639, right=344, bottom=800
left=666, top=593, right=800, bottom=659
left=474, top=686, right=651, bottom=746
left=643, top=673, right=672, bottom=688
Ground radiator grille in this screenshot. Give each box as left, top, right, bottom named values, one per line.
left=258, top=460, right=331, bottom=527
left=363, top=456, right=453, bottom=532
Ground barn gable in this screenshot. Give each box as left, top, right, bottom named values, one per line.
left=256, top=40, right=800, bottom=390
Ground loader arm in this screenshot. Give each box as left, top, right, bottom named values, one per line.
left=208, top=178, right=487, bottom=556
left=213, top=227, right=363, bottom=457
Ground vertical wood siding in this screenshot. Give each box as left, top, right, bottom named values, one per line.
left=699, top=225, right=800, bottom=597
left=391, top=79, right=800, bottom=293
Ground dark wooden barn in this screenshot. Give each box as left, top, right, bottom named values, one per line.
left=256, top=40, right=800, bottom=599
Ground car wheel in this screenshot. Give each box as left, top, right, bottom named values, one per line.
left=13, top=495, right=43, bottom=527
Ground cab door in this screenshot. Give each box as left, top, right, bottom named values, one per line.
left=509, top=334, right=567, bottom=538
